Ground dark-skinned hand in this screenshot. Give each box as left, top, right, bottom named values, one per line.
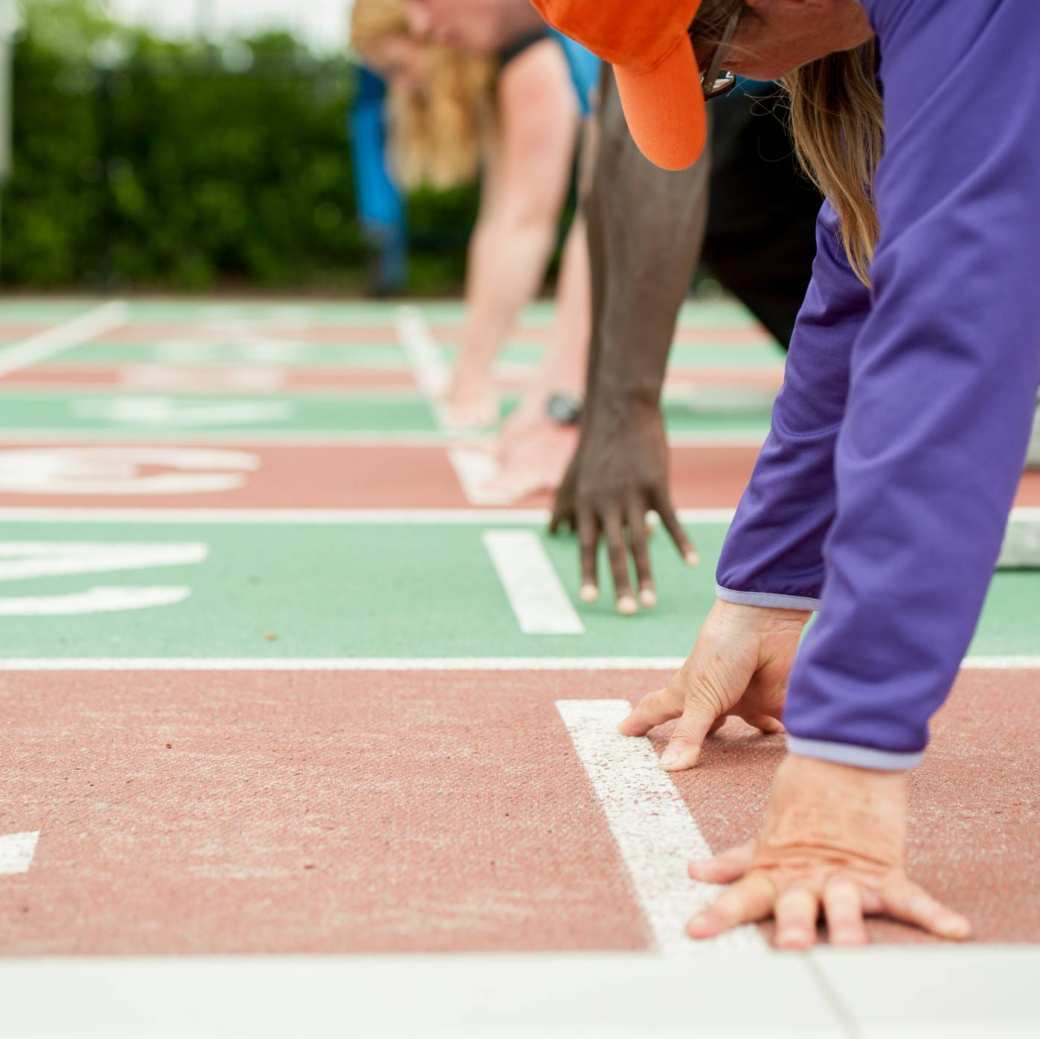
left=550, top=401, right=697, bottom=615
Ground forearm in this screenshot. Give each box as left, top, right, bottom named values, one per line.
left=717, top=204, right=866, bottom=607
left=785, top=0, right=1040, bottom=768
left=581, top=70, right=708, bottom=420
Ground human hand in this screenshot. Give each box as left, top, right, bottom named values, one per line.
left=686, top=754, right=972, bottom=947
left=620, top=599, right=810, bottom=769
left=549, top=402, right=696, bottom=615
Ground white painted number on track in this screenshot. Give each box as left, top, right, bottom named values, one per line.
left=72, top=396, right=294, bottom=428
left=484, top=531, right=584, bottom=635
left=0, top=542, right=207, bottom=615
left=155, top=340, right=311, bottom=365
left=0, top=832, right=40, bottom=876
left=556, top=699, right=764, bottom=955
left=121, top=366, right=286, bottom=393
left=0, top=448, right=258, bottom=495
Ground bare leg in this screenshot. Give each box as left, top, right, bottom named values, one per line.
left=443, top=38, right=579, bottom=428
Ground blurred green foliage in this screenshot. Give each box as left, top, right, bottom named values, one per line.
left=2, top=0, right=480, bottom=291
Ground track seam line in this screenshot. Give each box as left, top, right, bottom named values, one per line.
left=394, top=304, right=511, bottom=504
left=803, top=955, right=865, bottom=1039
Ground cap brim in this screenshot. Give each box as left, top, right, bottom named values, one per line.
left=614, top=38, right=706, bottom=172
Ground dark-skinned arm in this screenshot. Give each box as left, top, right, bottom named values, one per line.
left=551, top=69, right=710, bottom=613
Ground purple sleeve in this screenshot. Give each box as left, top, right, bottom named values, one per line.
left=783, top=0, right=1040, bottom=769
left=716, top=202, right=868, bottom=611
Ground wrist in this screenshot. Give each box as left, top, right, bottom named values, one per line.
left=760, top=753, right=909, bottom=865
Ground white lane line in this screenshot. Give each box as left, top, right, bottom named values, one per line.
left=395, top=305, right=507, bottom=503
left=483, top=531, right=584, bottom=635
left=0, top=831, right=40, bottom=876
left=0, top=656, right=1034, bottom=671
left=0, top=506, right=738, bottom=523
left=556, top=700, right=763, bottom=955
left=395, top=305, right=450, bottom=406
left=449, top=448, right=514, bottom=505
left=0, top=302, right=128, bottom=379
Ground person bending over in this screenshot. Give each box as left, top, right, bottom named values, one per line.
left=538, top=0, right=1040, bottom=945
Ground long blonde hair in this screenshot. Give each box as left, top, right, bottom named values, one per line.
left=693, top=1, right=884, bottom=284
left=350, top=0, right=495, bottom=190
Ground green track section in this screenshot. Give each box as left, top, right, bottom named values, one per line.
left=53, top=338, right=781, bottom=371
left=0, top=390, right=440, bottom=434
left=0, top=389, right=769, bottom=436
left=0, top=519, right=1034, bottom=659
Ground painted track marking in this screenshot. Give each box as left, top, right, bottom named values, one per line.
left=449, top=447, right=515, bottom=505
left=556, top=699, right=763, bottom=954
left=0, top=302, right=128, bottom=378
left=395, top=305, right=508, bottom=503
left=395, top=305, right=450, bottom=406
left=483, top=531, right=584, bottom=635
left=0, top=831, right=40, bottom=876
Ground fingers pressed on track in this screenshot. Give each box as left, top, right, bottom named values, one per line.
left=823, top=876, right=868, bottom=946
left=659, top=705, right=718, bottom=771
left=577, top=507, right=600, bottom=603
left=687, top=873, right=774, bottom=940
left=625, top=500, right=656, bottom=608
left=774, top=886, right=821, bottom=949
left=652, top=491, right=698, bottom=566
left=746, top=713, right=785, bottom=735
left=603, top=510, right=636, bottom=614
left=881, top=879, right=972, bottom=941
left=617, top=687, right=681, bottom=737
left=687, top=841, right=755, bottom=884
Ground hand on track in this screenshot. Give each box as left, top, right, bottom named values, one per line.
left=620, top=600, right=810, bottom=770
left=686, top=755, right=973, bottom=947
left=550, top=403, right=694, bottom=615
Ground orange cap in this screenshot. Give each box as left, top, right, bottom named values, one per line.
left=532, top=0, right=706, bottom=171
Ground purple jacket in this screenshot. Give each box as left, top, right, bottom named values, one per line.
left=716, top=0, right=1040, bottom=769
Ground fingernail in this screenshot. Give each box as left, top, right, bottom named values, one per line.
left=685, top=551, right=700, bottom=566
left=617, top=595, right=637, bottom=616
left=639, top=587, right=657, bottom=608
left=686, top=915, right=711, bottom=939
left=942, top=916, right=972, bottom=940
left=660, top=745, right=682, bottom=769
left=580, top=584, right=598, bottom=603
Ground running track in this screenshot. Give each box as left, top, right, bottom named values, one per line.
left=0, top=298, right=1037, bottom=1037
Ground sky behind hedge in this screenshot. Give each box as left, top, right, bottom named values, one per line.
left=107, top=0, right=352, bottom=51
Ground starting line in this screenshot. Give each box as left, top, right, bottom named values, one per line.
left=557, top=699, right=761, bottom=954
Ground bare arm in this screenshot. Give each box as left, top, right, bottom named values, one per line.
left=552, top=70, right=710, bottom=612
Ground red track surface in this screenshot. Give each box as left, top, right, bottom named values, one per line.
left=2, top=441, right=1037, bottom=510
left=2, top=668, right=1035, bottom=954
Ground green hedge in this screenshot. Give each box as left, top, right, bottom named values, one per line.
left=2, top=0, right=480, bottom=291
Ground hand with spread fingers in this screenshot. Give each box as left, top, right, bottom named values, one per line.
left=685, top=755, right=972, bottom=947
left=550, top=402, right=697, bottom=615
left=619, top=599, right=810, bottom=768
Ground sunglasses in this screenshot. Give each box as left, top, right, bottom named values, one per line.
left=693, top=9, right=741, bottom=101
